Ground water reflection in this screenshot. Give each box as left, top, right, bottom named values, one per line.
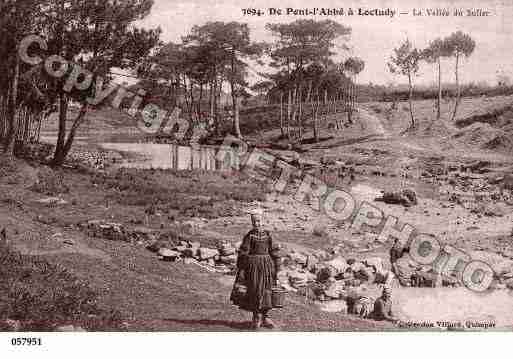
left=100, top=142, right=236, bottom=170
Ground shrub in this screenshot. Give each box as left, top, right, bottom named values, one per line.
left=0, top=247, right=123, bottom=331
left=30, top=167, right=69, bottom=195
left=96, top=168, right=268, bottom=219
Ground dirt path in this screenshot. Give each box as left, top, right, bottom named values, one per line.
left=357, top=108, right=389, bottom=137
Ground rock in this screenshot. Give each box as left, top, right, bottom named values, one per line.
left=326, top=257, right=348, bottom=274
left=146, top=240, right=169, bottom=253
left=349, top=261, right=365, bottom=273
left=324, top=281, right=346, bottom=299
left=393, top=255, right=417, bottom=286
left=219, top=254, right=237, bottom=266
left=501, top=271, right=513, bottom=280
left=482, top=203, right=508, bottom=217
left=182, top=248, right=198, bottom=258
left=306, top=254, right=319, bottom=271
left=174, top=245, right=188, bottom=252
left=289, top=251, right=308, bottom=266
left=198, top=247, right=219, bottom=260
left=35, top=197, right=68, bottom=206
left=218, top=241, right=236, bottom=256
left=364, top=257, right=384, bottom=272
left=355, top=267, right=376, bottom=283
left=36, top=214, right=57, bottom=225
left=288, top=270, right=314, bottom=288
left=82, top=220, right=128, bottom=242
left=316, top=266, right=334, bottom=283
left=189, top=241, right=201, bottom=250
left=62, top=238, right=75, bottom=246
left=158, top=248, right=180, bottom=261
left=313, top=225, right=327, bottom=237
left=377, top=189, right=418, bottom=207
left=132, top=226, right=158, bottom=241
left=181, top=221, right=201, bottom=235
left=183, top=257, right=197, bottom=265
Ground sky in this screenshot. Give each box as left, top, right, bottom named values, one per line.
left=136, top=0, right=513, bottom=86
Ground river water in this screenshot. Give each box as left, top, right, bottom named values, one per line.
left=100, top=143, right=235, bottom=170
left=317, top=286, right=513, bottom=330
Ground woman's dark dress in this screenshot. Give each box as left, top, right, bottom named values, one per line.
left=232, top=229, right=279, bottom=312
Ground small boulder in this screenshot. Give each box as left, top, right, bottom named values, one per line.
left=218, top=241, right=236, bottom=256
left=289, top=251, right=308, bottom=266
left=198, top=247, right=219, bottom=260
left=219, top=254, right=237, bottom=266
left=182, top=248, right=198, bottom=258
left=316, top=266, right=334, bottom=283
left=324, top=281, right=346, bottom=299
left=158, top=248, right=180, bottom=261
left=349, top=261, right=365, bottom=273
left=326, top=257, right=348, bottom=274
left=364, top=257, right=384, bottom=272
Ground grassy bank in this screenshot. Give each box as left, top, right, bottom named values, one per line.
left=0, top=245, right=123, bottom=331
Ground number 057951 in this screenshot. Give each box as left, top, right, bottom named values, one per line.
left=11, top=337, right=42, bottom=346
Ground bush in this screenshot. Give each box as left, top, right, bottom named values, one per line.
left=95, top=168, right=267, bottom=219
left=0, top=247, right=123, bottom=331
left=30, top=167, right=69, bottom=195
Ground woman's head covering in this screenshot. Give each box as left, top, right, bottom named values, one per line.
left=248, top=207, right=264, bottom=217
left=382, top=285, right=392, bottom=296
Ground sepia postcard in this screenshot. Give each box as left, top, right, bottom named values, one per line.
left=0, top=0, right=512, bottom=345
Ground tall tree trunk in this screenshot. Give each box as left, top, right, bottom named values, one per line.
left=297, top=83, right=303, bottom=140
left=451, top=52, right=460, bottom=122
left=286, top=89, right=291, bottom=140
left=4, top=51, right=20, bottom=157
left=230, top=80, right=242, bottom=139
left=214, top=77, right=220, bottom=136
left=279, top=91, right=284, bottom=137
left=52, top=92, right=69, bottom=166
left=56, top=103, right=89, bottom=165
left=230, top=53, right=242, bottom=139
left=437, top=56, right=442, bottom=121
left=290, top=85, right=298, bottom=140
left=209, top=78, right=215, bottom=135
left=313, top=89, right=320, bottom=142
left=407, top=71, right=415, bottom=129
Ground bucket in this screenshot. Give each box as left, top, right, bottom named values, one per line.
left=271, top=286, right=286, bottom=308
left=230, top=284, right=247, bottom=306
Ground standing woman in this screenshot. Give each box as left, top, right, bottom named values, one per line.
left=231, top=208, right=281, bottom=329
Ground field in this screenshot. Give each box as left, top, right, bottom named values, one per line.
left=2, top=93, right=513, bottom=331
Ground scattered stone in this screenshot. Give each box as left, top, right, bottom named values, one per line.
left=219, top=254, right=237, bottom=265
left=158, top=248, right=180, bottom=261
left=198, top=247, right=219, bottom=260
left=288, top=270, right=314, bottom=288
left=182, top=248, right=198, bottom=258
left=35, top=197, right=68, bottom=206
left=349, top=261, right=365, bottom=273
left=218, top=241, right=236, bottom=256
left=316, top=266, right=334, bottom=283
left=324, top=280, right=346, bottom=299
left=306, top=254, right=319, bottom=271
left=376, top=188, right=418, bottom=207
left=364, top=257, right=384, bottom=273
left=289, top=251, right=307, bottom=266
left=325, top=257, right=348, bottom=274
left=312, top=225, right=328, bottom=237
